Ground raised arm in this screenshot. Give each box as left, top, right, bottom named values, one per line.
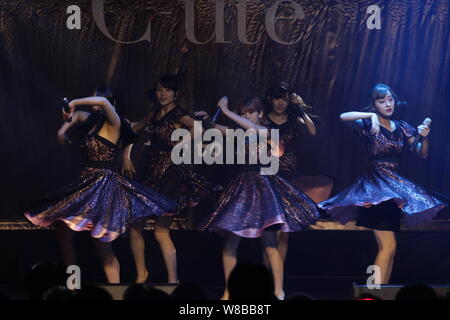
left=218, top=97, right=266, bottom=131
left=290, top=93, right=317, bottom=136
left=193, top=110, right=229, bottom=135
left=68, top=96, right=121, bottom=128
left=340, top=111, right=380, bottom=135
left=298, top=113, right=317, bottom=135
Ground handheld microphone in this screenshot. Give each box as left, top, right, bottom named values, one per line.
left=62, top=97, right=70, bottom=112
left=212, top=96, right=228, bottom=122
left=410, top=118, right=431, bottom=151
left=62, top=97, right=72, bottom=122
left=211, top=108, right=221, bottom=122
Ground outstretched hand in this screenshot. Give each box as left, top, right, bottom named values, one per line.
left=194, top=111, right=211, bottom=121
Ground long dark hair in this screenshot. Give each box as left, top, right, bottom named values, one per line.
left=80, top=86, right=138, bottom=145
left=265, top=81, right=316, bottom=119
left=363, top=83, right=407, bottom=114
left=146, top=74, right=179, bottom=105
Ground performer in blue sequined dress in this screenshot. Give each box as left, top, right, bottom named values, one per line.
left=122, top=75, right=222, bottom=284
left=263, top=82, right=333, bottom=271
left=24, top=86, right=177, bottom=283
left=196, top=96, right=320, bottom=300
left=319, top=83, right=447, bottom=284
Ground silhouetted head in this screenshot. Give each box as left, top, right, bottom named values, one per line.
left=171, top=282, right=207, bottom=300
left=69, top=286, right=113, bottom=301
left=146, top=286, right=171, bottom=300
left=24, top=261, right=67, bottom=300
left=42, top=285, right=75, bottom=301
left=395, top=284, right=439, bottom=300
left=228, top=261, right=276, bottom=300
left=123, top=284, right=173, bottom=301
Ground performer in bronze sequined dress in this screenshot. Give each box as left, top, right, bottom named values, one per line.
left=319, top=83, right=447, bottom=284
left=263, top=82, right=333, bottom=271
left=122, top=75, right=222, bottom=283
left=196, top=96, right=320, bottom=300
left=24, top=86, right=177, bottom=283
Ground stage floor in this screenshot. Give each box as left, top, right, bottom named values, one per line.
left=2, top=219, right=450, bottom=299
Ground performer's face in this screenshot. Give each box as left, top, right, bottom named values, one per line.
left=155, top=83, right=176, bottom=106
left=374, top=91, right=395, bottom=118
left=270, top=95, right=289, bottom=115
left=240, top=109, right=263, bottom=124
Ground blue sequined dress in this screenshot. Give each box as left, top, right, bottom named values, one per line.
left=24, top=113, right=177, bottom=242
left=200, top=132, right=320, bottom=238
left=318, top=118, right=446, bottom=229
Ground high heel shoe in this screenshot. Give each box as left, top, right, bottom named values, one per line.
left=221, top=291, right=230, bottom=300
left=276, top=291, right=285, bottom=300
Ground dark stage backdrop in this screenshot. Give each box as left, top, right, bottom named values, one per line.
left=1, top=0, right=449, bottom=219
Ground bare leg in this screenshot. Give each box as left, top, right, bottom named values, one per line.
left=154, top=216, right=178, bottom=283
left=262, top=231, right=284, bottom=299
left=130, top=220, right=148, bottom=283
left=277, top=232, right=289, bottom=264
left=222, top=232, right=241, bottom=300
left=55, top=222, right=76, bottom=267
left=262, top=231, right=288, bottom=269
left=372, top=230, right=396, bottom=284
left=93, top=239, right=120, bottom=283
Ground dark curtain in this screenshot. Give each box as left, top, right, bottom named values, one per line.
left=1, top=0, right=449, bottom=218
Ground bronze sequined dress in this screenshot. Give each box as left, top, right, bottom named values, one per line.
left=25, top=112, right=177, bottom=241
left=141, top=106, right=222, bottom=214
left=319, top=118, right=446, bottom=229
left=200, top=129, right=320, bottom=238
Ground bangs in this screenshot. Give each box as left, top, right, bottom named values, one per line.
left=372, top=87, right=391, bottom=100
left=158, top=74, right=178, bottom=92
left=364, top=83, right=406, bottom=113
left=238, top=96, right=264, bottom=114
left=239, top=104, right=259, bottom=114
left=267, top=85, right=290, bottom=100
left=266, top=81, right=292, bottom=100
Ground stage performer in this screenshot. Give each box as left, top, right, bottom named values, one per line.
left=25, top=86, right=177, bottom=283
left=122, top=75, right=222, bottom=284
left=319, top=83, right=447, bottom=284
left=196, top=96, right=320, bottom=300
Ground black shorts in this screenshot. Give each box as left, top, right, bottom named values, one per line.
left=356, top=200, right=402, bottom=231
